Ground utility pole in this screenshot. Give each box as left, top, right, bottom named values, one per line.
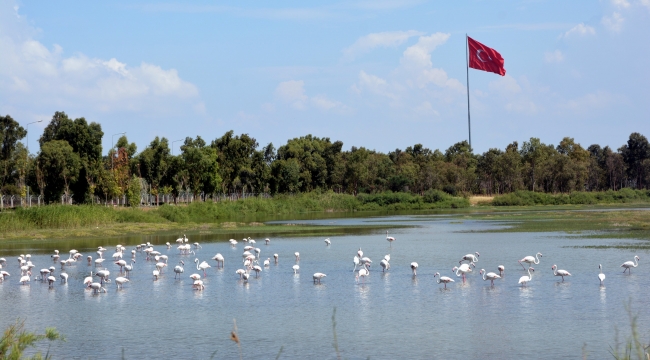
left=171, top=139, right=183, bottom=156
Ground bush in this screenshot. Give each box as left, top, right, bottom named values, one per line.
left=423, top=189, right=451, bottom=203
left=491, top=189, right=650, bottom=206
left=442, top=185, right=457, bottom=196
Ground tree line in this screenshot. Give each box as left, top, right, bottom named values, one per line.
left=1, top=111, right=649, bottom=205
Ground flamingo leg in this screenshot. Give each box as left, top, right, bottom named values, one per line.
left=519, top=261, right=527, bottom=270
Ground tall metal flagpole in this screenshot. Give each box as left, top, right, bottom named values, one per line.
left=465, top=34, right=471, bottom=150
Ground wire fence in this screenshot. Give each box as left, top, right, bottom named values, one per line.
left=0, top=192, right=272, bottom=209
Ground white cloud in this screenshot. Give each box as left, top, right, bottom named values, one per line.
left=563, top=91, right=623, bottom=113
left=398, top=33, right=464, bottom=92
left=413, top=101, right=439, bottom=117
left=642, top=0, right=650, bottom=11
left=602, top=12, right=625, bottom=32
left=0, top=4, right=201, bottom=116
left=611, top=0, right=630, bottom=8
left=544, top=50, right=564, bottom=63
left=488, top=75, right=522, bottom=95
left=342, top=30, right=424, bottom=60
left=561, top=23, right=596, bottom=38
left=275, top=80, right=344, bottom=111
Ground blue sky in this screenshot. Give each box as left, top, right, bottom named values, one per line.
left=1, top=0, right=649, bottom=155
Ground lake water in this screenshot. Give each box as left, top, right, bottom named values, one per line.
left=0, top=215, right=648, bottom=359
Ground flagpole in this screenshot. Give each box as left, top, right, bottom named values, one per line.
left=465, top=34, right=472, bottom=150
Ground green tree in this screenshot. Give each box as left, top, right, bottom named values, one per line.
left=619, top=132, right=649, bottom=189
left=180, top=136, right=221, bottom=198
left=0, top=115, right=27, bottom=190
left=137, top=137, right=171, bottom=205
left=211, top=131, right=259, bottom=193
left=36, top=140, right=81, bottom=202
left=126, top=175, right=142, bottom=207
left=521, top=138, right=545, bottom=191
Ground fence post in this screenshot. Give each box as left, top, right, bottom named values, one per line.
left=38, top=195, right=41, bottom=206
left=0, top=195, right=3, bottom=209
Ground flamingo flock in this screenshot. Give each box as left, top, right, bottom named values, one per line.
left=0, top=232, right=642, bottom=296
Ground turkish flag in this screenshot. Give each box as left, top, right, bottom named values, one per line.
left=468, top=37, right=506, bottom=76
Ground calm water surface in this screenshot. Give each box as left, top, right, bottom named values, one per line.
left=0, top=215, right=648, bottom=359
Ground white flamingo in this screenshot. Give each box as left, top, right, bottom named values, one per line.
left=598, top=264, right=606, bottom=285
left=47, top=275, right=56, bottom=287
left=273, top=254, right=278, bottom=264
left=353, top=256, right=360, bottom=272
left=115, top=277, right=129, bottom=289
left=174, top=261, right=185, bottom=279
left=193, top=279, right=205, bottom=290
left=621, top=256, right=640, bottom=274
left=263, top=258, right=270, bottom=267
left=212, top=253, right=225, bottom=268
left=519, top=253, right=542, bottom=270
left=59, top=273, right=68, bottom=283
left=380, top=259, right=390, bottom=272
left=460, top=252, right=480, bottom=264
left=190, top=273, right=201, bottom=281
left=479, top=269, right=501, bottom=286
left=19, top=275, right=30, bottom=285
left=124, top=260, right=135, bottom=278
left=313, top=273, right=326, bottom=284
left=551, top=265, right=572, bottom=281
left=324, top=238, right=331, bottom=246
left=153, top=269, right=160, bottom=280
left=294, top=252, right=300, bottom=261
left=235, top=269, right=246, bottom=279
left=252, top=265, right=262, bottom=278
left=518, top=267, right=535, bottom=287
left=265, top=238, right=270, bottom=245
left=292, top=265, right=300, bottom=274
left=115, top=259, right=127, bottom=272
left=357, top=248, right=363, bottom=259
left=88, top=282, right=106, bottom=294
left=434, top=272, right=454, bottom=288
left=410, top=262, right=419, bottom=276
left=452, top=263, right=474, bottom=282
left=356, top=268, right=369, bottom=283
left=386, top=231, right=395, bottom=247
left=195, top=259, right=211, bottom=277
left=497, top=265, right=505, bottom=277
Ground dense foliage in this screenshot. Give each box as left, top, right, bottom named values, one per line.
left=1, top=111, right=650, bottom=205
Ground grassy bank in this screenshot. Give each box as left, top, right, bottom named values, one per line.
left=0, top=191, right=467, bottom=240
left=490, top=189, right=650, bottom=206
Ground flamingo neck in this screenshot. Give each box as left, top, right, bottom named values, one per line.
left=534, top=254, right=540, bottom=264
left=481, top=271, right=487, bottom=281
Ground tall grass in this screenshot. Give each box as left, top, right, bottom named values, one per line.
left=491, top=189, right=650, bottom=206
left=0, top=191, right=468, bottom=232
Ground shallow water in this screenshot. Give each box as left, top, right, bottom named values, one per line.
left=1, top=215, right=648, bottom=359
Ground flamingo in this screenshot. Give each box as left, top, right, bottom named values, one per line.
left=384, top=254, right=391, bottom=263
left=479, top=269, right=501, bottom=286
left=153, top=270, right=160, bottom=280
left=115, top=277, right=129, bottom=289
left=47, top=275, right=56, bottom=287
left=410, top=262, right=419, bottom=276
left=361, top=257, right=373, bottom=268
left=313, top=273, right=326, bottom=284
left=0, top=271, right=10, bottom=281
left=235, top=269, right=246, bottom=279
left=190, top=273, right=201, bottom=281
left=59, top=272, right=68, bottom=283
left=357, top=248, right=363, bottom=259
left=324, top=238, right=331, bottom=246
left=434, top=272, right=454, bottom=288
left=174, top=261, right=185, bottom=279
left=386, top=231, right=395, bottom=247
left=452, top=263, right=474, bottom=282
left=83, top=272, right=93, bottom=286
left=621, top=256, right=640, bottom=273
left=518, top=267, right=535, bottom=287
left=353, top=256, right=360, bottom=272
left=194, top=259, right=211, bottom=277
left=87, top=256, right=92, bottom=266
left=460, top=252, right=480, bottom=264
left=155, top=262, right=167, bottom=274
left=95, top=270, right=110, bottom=284
left=193, top=279, right=205, bottom=290
left=598, top=264, right=606, bottom=285
left=263, top=258, right=270, bottom=267
left=115, top=259, right=127, bottom=272
left=294, top=252, right=300, bottom=261
left=51, top=250, right=60, bottom=261
left=252, top=265, right=262, bottom=278
left=88, top=282, right=106, bottom=294
left=193, top=242, right=202, bottom=249
left=273, top=254, right=278, bottom=264
left=497, top=265, right=505, bottom=277
left=124, top=260, right=135, bottom=278
left=380, top=259, right=390, bottom=272
left=519, top=253, right=542, bottom=270
left=212, top=253, right=225, bottom=268
left=265, top=238, right=271, bottom=245
left=242, top=272, right=250, bottom=281
left=551, top=265, right=572, bottom=281
left=356, top=268, right=369, bottom=283
left=292, top=265, right=300, bottom=274
left=39, top=269, right=51, bottom=281
left=229, top=239, right=238, bottom=246
left=244, top=246, right=254, bottom=251
left=19, top=275, right=30, bottom=285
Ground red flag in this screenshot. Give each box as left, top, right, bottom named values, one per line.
left=468, top=37, right=506, bottom=76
